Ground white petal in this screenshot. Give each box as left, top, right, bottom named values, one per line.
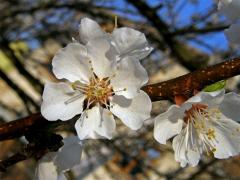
left=79, top=18, right=105, bottom=44
left=86, top=38, right=113, bottom=79
left=187, top=89, right=225, bottom=107
left=36, top=153, right=58, bottom=180
left=218, top=0, right=232, bottom=10
left=172, top=129, right=201, bottom=167
left=58, top=174, right=67, bottom=180
left=110, top=90, right=151, bottom=130
left=75, top=108, right=95, bottom=140
left=219, top=92, right=240, bottom=121
left=224, top=24, right=240, bottom=46
left=75, top=105, right=115, bottom=139
left=219, top=0, right=240, bottom=22
left=211, top=117, right=240, bottom=159
left=36, top=161, right=58, bottom=180
left=154, top=105, right=183, bottom=144
left=52, top=43, right=92, bottom=83
left=112, top=27, right=152, bottom=60
left=94, top=107, right=116, bottom=139
left=110, top=57, right=148, bottom=98
left=54, top=136, right=83, bottom=172
left=41, top=82, right=85, bottom=121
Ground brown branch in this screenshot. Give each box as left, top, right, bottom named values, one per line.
left=0, top=113, right=45, bottom=141
left=143, top=58, right=240, bottom=101
left=0, top=132, right=63, bottom=172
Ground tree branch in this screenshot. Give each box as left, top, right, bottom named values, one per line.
left=143, top=58, right=240, bottom=101
left=169, top=24, right=229, bottom=36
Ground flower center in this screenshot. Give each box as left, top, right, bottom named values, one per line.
left=183, top=104, right=219, bottom=156
left=64, top=60, right=126, bottom=110
left=71, top=75, right=114, bottom=108
left=183, top=104, right=208, bottom=123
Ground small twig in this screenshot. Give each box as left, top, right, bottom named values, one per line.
left=0, top=132, right=63, bottom=172
left=0, top=153, right=26, bottom=172
left=0, top=69, right=39, bottom=111
left=0, top=38, right=44, bottom=93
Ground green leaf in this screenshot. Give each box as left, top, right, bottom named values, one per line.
left=203, top=80, right=226, bottom=92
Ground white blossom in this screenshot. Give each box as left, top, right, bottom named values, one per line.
left=154, top=90, right=240, bottom=167
left=78, top=18, right=153, bottom=61
left=218, top=0, right=232, bottom=10
left=218, top=0, right=240, bottom=23
left=41, top=18, right=152, bottom=140
left=224, top=23, right=240, bottom=46
left=36, top=136, right=83, bottom=180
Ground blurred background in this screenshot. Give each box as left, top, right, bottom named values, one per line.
left=0, top=0, right=240, bottom=179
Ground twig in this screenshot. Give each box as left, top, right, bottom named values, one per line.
left=0, top=68, right=39, bottom=111
left=0, top=132, right=63, bottom=172
left=0, top=38, right=44, bottom=93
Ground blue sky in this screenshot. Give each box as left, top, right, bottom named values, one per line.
left=26, top=0, right=229, bottom=54
left=108, top=0, right=229, bottom=54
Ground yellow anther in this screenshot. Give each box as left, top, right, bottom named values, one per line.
left=71, top=83, right=76, bottom=89
left=207, top=148, right=216, bottom=157
left=81, top=76, right=113, bottom=107
left=207, top=128, right=216, bottom=140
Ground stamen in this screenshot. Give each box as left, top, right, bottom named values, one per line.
left=101, top=100, right=111, bottom=110
left=105, top=73, right=116, bottom=83
left=79, top=111, right=89, bottom=127
left=114, top=15, right=118, bottom=29
left=111, top=88, right=127, bottom=94
left=206, top=128, right=216, bottom=140
left=183, top=104, right=220, bottom=156
left=68, top=71, right=115, bottom=109
left=64, top=94, right=83, bottom=105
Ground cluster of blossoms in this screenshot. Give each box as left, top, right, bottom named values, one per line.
left=39, top=17, right=240, bottom=178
